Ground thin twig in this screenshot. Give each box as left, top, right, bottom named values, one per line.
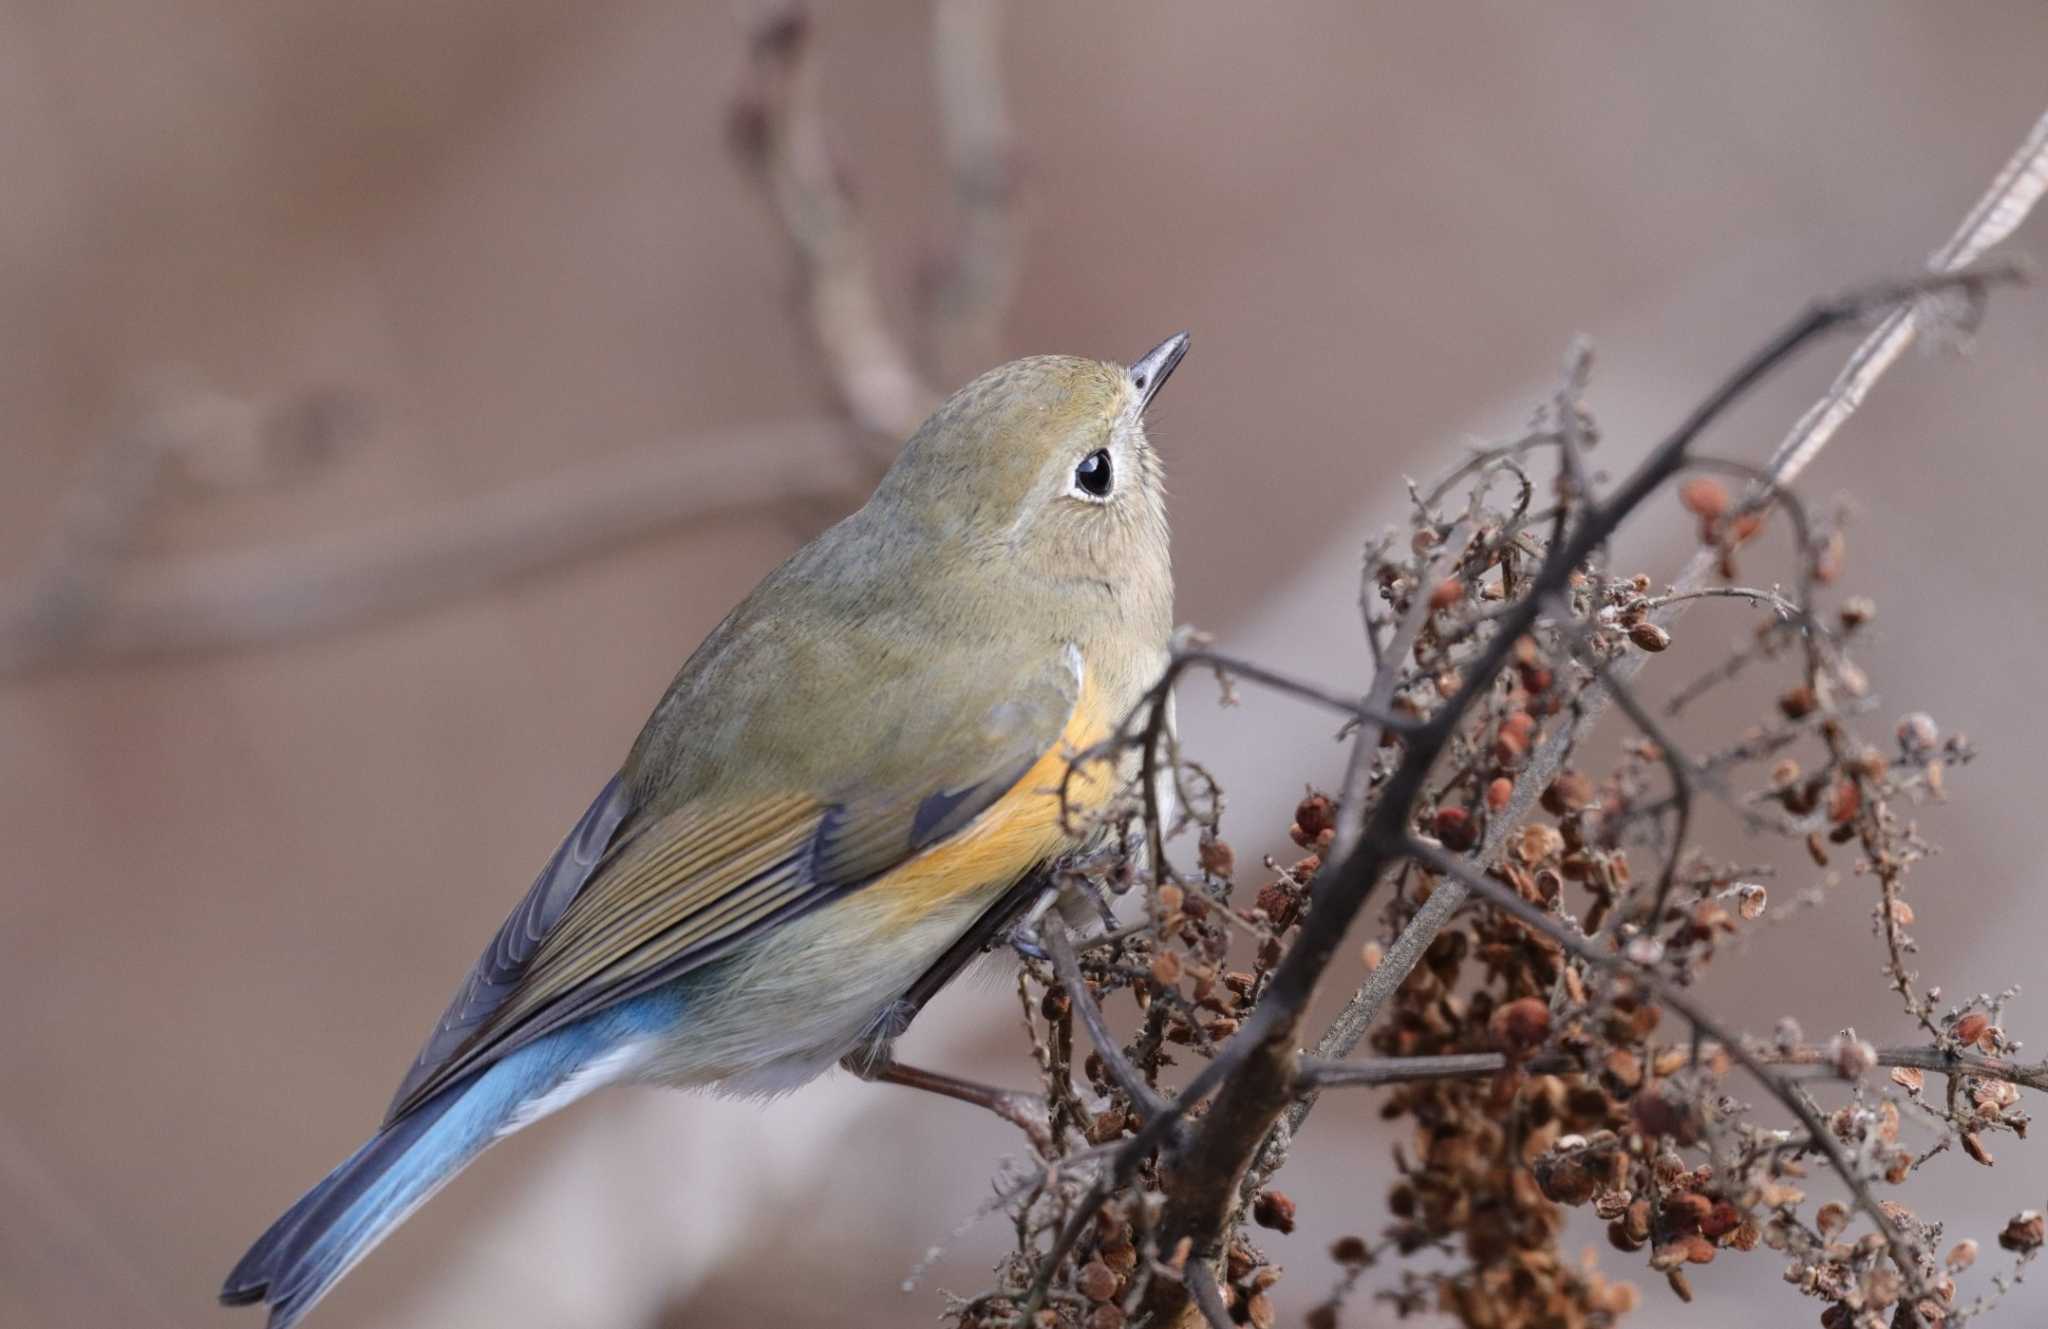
left=1037, top=922, right=1168, bottom=1120
left=1330, top=517, right=1472, bottom=861
left=1296, top=1044, right=2048, bottom=1095
left=1764, top=108, right=2048, bottom=488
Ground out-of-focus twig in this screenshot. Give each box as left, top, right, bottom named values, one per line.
left=730, top=7, right=939, bottom=446
left=5, top=379, right=365, bottom=675
left=0, top=418, right=865, bottom=674
left=15, top=409, right=174, bottom=652
left=1765, top=106, right=2048, bottom=487
left=925, top=0, right=1021, bottom=381
left=8, top=9, right=1028, bottom=678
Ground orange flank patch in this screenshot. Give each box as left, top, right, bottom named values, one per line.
left=867, top=680, right=1120, bottom=925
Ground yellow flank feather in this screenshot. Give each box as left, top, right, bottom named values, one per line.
left=867, top=674, right=1119, bottom=926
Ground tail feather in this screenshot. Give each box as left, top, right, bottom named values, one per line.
left=221, top=1088, right=463, bottom=1315
left=222, top=1016, right=657, bottom=1329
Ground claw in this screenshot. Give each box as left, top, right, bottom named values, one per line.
left=1007, top=887, right=1061, bottom=960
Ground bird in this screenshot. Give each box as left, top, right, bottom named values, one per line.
left=220, top=332, right=1189, bottom=1328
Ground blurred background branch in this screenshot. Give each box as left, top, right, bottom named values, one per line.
left=1, top=0, right=1019, bottom=677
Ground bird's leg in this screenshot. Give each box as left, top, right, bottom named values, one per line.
left=841, top=1047, right=1053, bottom=1153
left=839, top=875, right=1060, bottom=1150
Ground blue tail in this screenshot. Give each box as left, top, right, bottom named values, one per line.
left=221, top=1001, right=672, bottom=1329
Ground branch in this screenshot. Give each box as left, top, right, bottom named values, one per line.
left=3, top=379, right=368, bottom=674
left=0, top=419, right=865, bottom=674
left=730, top=7, right=939, bottom=444
left=924, top=0, right=1021, bottom=380
left=1763, top=107, right=2048, bottom=488
left=1297, top=1045, right=2048, bottom=1095
left=1036, top=921, right=1168, bottom=1120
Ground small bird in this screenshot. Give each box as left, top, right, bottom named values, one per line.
left=221, top=333, right=1188, bottom=1328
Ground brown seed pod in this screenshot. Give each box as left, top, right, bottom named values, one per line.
left=1999, top=1210, right=2044, bottom=1253
left=1431, top=805, right=1478, bottom=851
left=1252, top=1189, right=1297, bottom=1233
left=1329, top=1235, right=1371, bottom=1265
left=1679, top=476, right=1728, bottom=521
left=1826, top=779, right=1861, bottom=824
left=1291, top=792, right=1336, bottom=847
left=1629, top=621, right=1672, bottom=652
left=1488, top=996, right=1551, bottom=1058
left=1542, top=770, right=1596, bottom=814
left=1074, top=1261, right=1118, bottom=1302
left=1779, top=686, right=1818, bottom=719
left=1664, top=1191, right=1712, bottom=1232
left=1514, top=822, right=1566, bottom=865
left=1952, top=1011, right=1992, bottom=1049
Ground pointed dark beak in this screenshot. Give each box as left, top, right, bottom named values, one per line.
left=1129, top=332, right=1189, bottom=410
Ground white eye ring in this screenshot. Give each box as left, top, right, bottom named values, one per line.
left=1070, top=448, right=1113, bottom=501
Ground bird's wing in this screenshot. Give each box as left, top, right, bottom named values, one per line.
left=383, top=650, right=1100, bottom=1125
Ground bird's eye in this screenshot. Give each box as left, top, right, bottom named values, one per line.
left=1073, top=449, right=1113, bottom=498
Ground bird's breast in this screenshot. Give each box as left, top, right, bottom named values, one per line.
left=863, top=664, right=1121, bottom=928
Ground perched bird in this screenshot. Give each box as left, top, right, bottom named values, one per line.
left=221, top=333, right=1189, bottom=1328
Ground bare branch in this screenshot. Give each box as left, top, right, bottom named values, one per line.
left=1763, top=107, right=2048, bottom=488
left=0, top=419, right=865, bottom=674
left=1298, top=1045, right=2048, bottom=1095
left=925, top=0, right=1021, bottom=380
left=730, top=7, right=938, bottom=443
left=1036, top=921, right=1168, bottom=1120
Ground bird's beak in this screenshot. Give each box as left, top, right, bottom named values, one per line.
left=1129, top=332, right=1189, bottom=411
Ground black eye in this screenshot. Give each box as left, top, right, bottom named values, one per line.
left=1073, top=449, right=1112, bottom=498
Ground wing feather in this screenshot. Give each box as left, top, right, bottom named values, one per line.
left=381, top=656, right=1088, bottom=1124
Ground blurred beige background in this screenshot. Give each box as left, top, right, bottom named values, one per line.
left=3, top=4, right=2046, bottom=1327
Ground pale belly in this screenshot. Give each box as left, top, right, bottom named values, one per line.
left=635, top=873, right=1015, bottom=1097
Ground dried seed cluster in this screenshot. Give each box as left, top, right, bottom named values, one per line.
left=948, top=348, right=2035, bottom=1329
